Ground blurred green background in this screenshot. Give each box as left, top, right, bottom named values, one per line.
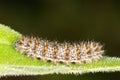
left=0, top=0, right=120, bottom=80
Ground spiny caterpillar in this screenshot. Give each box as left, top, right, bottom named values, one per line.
left=14, top=36, right=104, bottom=65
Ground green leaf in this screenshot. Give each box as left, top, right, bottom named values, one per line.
left=0, top=24, right=21, bottom=45
left=0, top=24, right=120, bottom=77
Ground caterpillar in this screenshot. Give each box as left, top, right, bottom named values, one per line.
left=14, top=36, right=104, bottom=65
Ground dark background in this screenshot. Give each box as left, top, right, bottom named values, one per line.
left=0, top=0, right=120, bottom=80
